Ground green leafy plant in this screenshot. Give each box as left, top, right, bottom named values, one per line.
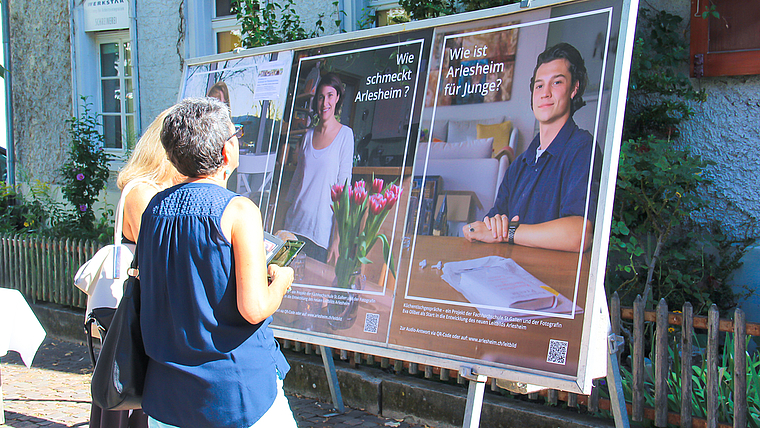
left=60, top=96, right=113, bottom=239
left=398, top=0, right=518, bottom=20
left=232, top=0, right=327, bottom=48
left=0, top=180, right=64, bottom=235
left=356, top=7, right=377, bottom=30
left=397, top=0, right=460, bottom=19
left=606, top=9, right=750, bottom=314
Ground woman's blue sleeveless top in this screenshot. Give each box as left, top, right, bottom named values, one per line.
left=137, top=182, right=289, bottom=428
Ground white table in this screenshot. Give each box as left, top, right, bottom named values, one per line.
left=0, top=288, right=47, bottom=423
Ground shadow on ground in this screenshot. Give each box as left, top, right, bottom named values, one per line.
left=2, top=338, right=92, bottom=375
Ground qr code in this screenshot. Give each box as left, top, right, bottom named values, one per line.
left=546, top=339, right=568, bottom=365
left=363, top=313, right=380, bottom=334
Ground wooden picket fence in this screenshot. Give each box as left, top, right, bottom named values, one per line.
left=0, top=233, right=94, bottom=309
left=0, top=232, right=755, bottom=426
left=281, top=293, right=757, bottom=427
left=608, top=292, right=755, bottom=428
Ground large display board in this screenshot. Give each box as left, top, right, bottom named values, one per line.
left=179, top=0, right=638, bottom=394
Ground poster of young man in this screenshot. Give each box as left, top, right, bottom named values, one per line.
left=390, top=5, right=616, bottom=378
left=181, top=51, right=294, bottom=222
left=269, top=31, right=433, bottom=343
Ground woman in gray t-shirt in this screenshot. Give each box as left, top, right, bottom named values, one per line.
left=283, top=72, right=354, bottom=262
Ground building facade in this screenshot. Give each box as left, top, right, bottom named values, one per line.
left=8, top=0, right=399, bottom=184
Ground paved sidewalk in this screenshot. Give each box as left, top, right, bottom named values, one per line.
left=1, top=338, right=427, bottom=428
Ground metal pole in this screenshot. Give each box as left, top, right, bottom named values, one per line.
left=461, top=367, right=487, bottom=428
left=2, top=0, right=15, bottom=185
left=319, top=345, right=345, bottom=413
left=607, top=334, right=631, bottom=428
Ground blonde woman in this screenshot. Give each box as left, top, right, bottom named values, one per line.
left=89, top=109, right=181, bottom=428
left=117, top=108, right=183, bottom=244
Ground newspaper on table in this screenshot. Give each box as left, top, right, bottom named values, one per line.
left=441, top=256, right=582, bottom=319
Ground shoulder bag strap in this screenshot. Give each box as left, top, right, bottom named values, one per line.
left=113, top=180, right=154, bottom=246
left=113, top=180, right=154, bottom=278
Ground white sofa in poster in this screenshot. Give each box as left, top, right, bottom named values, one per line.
left=415, top=117, right=518, bottom=235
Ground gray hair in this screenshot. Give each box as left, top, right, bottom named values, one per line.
left=160, top=97, right=232, bottom=178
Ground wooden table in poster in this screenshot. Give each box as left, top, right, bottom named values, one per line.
left=273, top=255, right=394, bottom=341
left=273, top=235, right=592, bottom=376
left=403, top=236, right=589, bottom=305
left=391, top=236, right=591, bottom=376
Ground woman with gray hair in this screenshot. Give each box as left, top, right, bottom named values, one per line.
left=137, top=97, right=296, bottom=428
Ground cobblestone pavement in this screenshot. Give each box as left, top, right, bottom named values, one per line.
left=1, top=338, right=427, bottom=428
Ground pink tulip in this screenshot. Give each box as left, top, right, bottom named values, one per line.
left=369, top=193, right=386, bottom=215
left=331, top=184, right=345, bottom=202
left=351, top=180, right=367, bottom=205
left=372, top=178, right=384, bottom=194
left=352, top=185, right=367, bottom=205
left=383, top=184, right=401, bottom=210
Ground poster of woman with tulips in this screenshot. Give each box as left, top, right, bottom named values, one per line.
left=268, top=32, right=432, bottom=340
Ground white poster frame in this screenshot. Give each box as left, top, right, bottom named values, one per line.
left=180, top=0, right=639, bottom=394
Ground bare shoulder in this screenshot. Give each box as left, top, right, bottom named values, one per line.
left=221, top=196, right=262, bottom=241
left=224, top=196, right=262, bottom=223
left=125, top=182, right=160, bottom=212
left=127, top=182, right=160, bottom=201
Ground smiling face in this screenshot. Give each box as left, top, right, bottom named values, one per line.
left=316, top=84, right=340, bottom=123
left=531, top=59, right=579, bottom=127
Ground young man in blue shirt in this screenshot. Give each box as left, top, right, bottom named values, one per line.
left=463, top=43, right=598, bottom=252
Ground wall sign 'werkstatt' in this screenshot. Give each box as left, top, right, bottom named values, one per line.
left=84, top=0, right=129, bottom=32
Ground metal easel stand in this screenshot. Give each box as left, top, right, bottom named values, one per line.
left=1, top=365, right=5, bottom=424
left=319, top=346, right=345, bottom=413
left=460, top=367, right=488, bottom=428
left=607, top=334, right=630, bottom=428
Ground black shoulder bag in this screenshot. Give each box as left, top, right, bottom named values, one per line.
left=90, top=246, right=148, bottom=410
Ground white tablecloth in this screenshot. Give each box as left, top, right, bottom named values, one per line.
left=0, top=288, right=46, bottom=367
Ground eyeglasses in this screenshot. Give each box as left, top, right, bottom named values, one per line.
left=227, top=124, right=244, bottom=142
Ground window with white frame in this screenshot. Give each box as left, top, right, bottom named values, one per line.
left=368, top=0, right=408, bottom=27
left=97, top=32, right=136, bottom=151
left=214, top=0, right=242, bottom=53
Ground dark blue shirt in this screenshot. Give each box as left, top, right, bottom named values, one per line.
left=138, top=183, right=289, bottom=428
left=487, top=119, right=599, bottom=224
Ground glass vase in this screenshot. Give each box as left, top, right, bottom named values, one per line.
left=326, top=259, right=364, bottom=330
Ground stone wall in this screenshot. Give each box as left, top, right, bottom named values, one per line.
left=293, top=0, right=343, bottom=37
left=646, top=0, right=760, bottom=240
left=644, top=0, right=760, bottom=319
left=135, top=0, right=185, bottom=129
left=8, top=0, right=72, bottom=185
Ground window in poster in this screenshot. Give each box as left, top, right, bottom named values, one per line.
left=181, top=51, right=294, bottom=222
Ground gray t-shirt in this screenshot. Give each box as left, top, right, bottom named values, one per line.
left=284, top=125, right=354, bottom=248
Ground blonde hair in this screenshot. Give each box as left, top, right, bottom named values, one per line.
left=116, top=108, right=179, bottom=190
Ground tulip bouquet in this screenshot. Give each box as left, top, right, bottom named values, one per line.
left=330, top=177, right=401, bottom=290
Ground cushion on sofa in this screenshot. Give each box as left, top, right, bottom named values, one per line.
left=476, top=121, right=513, bottom=159
left=447, top=117, right=505, bottom=143
left=416, top=138, right=494, bottom=162
left=430, top=120, right=449, bottom=141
